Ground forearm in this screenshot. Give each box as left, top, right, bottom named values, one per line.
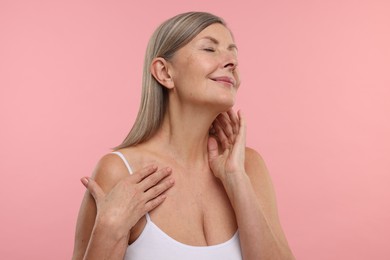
left=223, top=173, right=295, bottom=260
left=83, top=219, right=129, bottom=260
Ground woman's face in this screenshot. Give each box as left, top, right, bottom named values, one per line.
left=168, top=23, right=240, bottom=110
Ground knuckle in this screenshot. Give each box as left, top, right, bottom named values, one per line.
left=150, top=171, right=164, bottom=185
left=152, top=198, right=160, bottom=207
left=141, top=205, right=149, bottom=215
left=149, top=174, right=159, bottom=184
left=132, top=187, right=143, bottom=198
left=139, top=196, right=147, bottom=205
left=141, top=168, right=151, bottom=178
left=144, top=202, right=153, bottom=212
left=136, top=167, right=151, bottom=179
left=152, top=186, right=161, bottom=196
left=134, top=171, right=146, bottom=181
left=164, top=180, right=173, bottom=189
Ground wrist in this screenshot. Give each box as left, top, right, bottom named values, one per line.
left=221, top=171, right=250, bottom=194
left=221, top=170, right=248, bottom=185
left=222, top=173, right=258, bottom=212
left=94, top=214, right=129, bottom=242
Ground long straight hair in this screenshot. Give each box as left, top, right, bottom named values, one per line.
left=113, top=12, right=225, bottom=150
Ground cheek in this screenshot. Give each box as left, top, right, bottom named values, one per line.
left=190, top=54, right=218, bottom=73
left=233, top=69, right=241, bottom=88
left=172, top=55, right=219, bottom=91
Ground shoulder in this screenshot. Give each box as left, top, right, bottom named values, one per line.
left=244, top=147, right=269, bottom=177
left=91, top=152, right=132, bottom=193
left=244, top=147, right=277, bottom=203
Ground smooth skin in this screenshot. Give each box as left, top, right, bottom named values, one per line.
left=72, top=23, right=295, bottom=260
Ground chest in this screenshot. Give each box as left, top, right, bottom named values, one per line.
left=149, top=169, right=237, bottom=245
left=128, top=167, right=237, bottom=246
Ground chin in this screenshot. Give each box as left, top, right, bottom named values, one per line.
left=208, top=96, right=236, bottom=113
left=220, top=92, right=236, bottom=106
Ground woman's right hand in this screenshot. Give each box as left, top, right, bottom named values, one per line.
left=80, top=165, right=174, bottom=239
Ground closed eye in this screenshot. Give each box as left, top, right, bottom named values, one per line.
left=203, top=48, right=215, bottom=52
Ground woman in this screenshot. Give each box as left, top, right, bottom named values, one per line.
left=72, top=12, right=295, bottom=260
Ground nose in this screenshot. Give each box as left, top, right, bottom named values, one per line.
left=222, top=52, right=238, bottom=71
left=224, top=60, right=237, bottom=70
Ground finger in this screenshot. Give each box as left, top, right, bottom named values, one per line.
left=207, top=136, right=219, bottom=161
left=81, top=177, right=105, bottom=202
left=140, top=167, right=172, bottom=191
left=209, top=124, right=216, bottom=135
left=144, top=177, right=174, bottom=200
left=144, top=194, right=167, bottom=213
left=216, top=113, right=235, bottom=143
left=213, top=119, right=230, bottom=150
left=132, top=164, right=159, bottom=183
left=214, top=119, right=230, bottom=150
left=227, top=109, right=239, bottom=135
left=236, top=110, right=247, bottom=146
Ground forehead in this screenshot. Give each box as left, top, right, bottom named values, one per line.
left=191, top=23, right=235, bottom=45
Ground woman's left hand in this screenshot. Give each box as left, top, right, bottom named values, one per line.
left=208, top=109, right=247, bottom=182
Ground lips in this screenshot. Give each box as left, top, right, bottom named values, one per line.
left=211, top=76, right=236, bottom=87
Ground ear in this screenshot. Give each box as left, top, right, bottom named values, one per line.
left=150, top=57, right=174, bottom=89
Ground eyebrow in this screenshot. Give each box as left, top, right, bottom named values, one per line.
left=201, top=36, right=238, bottom=51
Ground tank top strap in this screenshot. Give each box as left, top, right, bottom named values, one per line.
left=111, top=152, right=152, bottom=223
left=145, top=212, right=152, bottom=222
left=111, top=151, right=133, bottom=174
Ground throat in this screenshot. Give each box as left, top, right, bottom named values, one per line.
left=150, top=103, right=217, bottom=167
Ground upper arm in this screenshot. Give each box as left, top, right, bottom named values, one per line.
left=72, top=153, right=130, bottom=260
left=244, top=147, right=289, bottom=241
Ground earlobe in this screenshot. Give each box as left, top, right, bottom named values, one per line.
left=150, top=58, right=174, bottom=89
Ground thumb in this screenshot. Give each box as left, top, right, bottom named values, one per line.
left=207, top=136, right=219, bottom=161
left=80, top=177, right=104, bottom=202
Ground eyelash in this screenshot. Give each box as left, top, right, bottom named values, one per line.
left=203, top=48, right=215, bottom=52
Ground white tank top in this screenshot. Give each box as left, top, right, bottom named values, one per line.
left=111, top=151, right=243, bottom=260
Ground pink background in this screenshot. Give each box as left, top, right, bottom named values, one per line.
left=1, top=0, right=389, bottom=259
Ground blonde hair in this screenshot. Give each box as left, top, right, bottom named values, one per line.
left=114, top=12, right=226, bottom=150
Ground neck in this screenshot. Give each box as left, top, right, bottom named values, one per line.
left=148, top=103, right=220, bottom=169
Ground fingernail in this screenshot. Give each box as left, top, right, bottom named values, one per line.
left=80, top=177, right=89, bottom=187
